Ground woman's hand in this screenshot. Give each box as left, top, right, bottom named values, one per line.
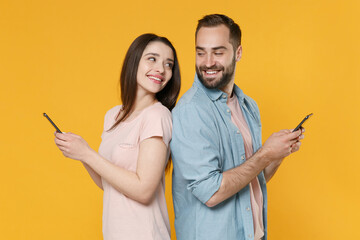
left=54, top=132, right=94, bottom=161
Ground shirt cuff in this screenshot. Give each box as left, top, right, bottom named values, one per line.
left=187, top=171, right=223, bottom=204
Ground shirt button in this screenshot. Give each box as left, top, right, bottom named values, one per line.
left=236, top=130, right=240, bottom=134
left=226, top=109, right=230, bottom=113
left=246, top=207, right=250, bottom=211
left=222, top=94, right=227, bottom=98
left=241, top=155, right=245, bottom=160
left=248, top=234, right=253, bottom=238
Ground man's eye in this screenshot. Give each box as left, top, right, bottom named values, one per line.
left=197, top=52, right=205, bottom=56
left=214, top=52, right=223, bottom=56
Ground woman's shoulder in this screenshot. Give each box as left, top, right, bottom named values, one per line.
left=104, top=105, right=122, bottom=123
left=106, top=105, right=122, bottom=113
left=143, top=102, right=171, bottom=120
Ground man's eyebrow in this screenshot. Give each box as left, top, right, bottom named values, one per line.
left=144, top=52, right=174, bottom=62
left=196, top=46, right=228, bottom=51
left=212, top=46, right=227, bottom=50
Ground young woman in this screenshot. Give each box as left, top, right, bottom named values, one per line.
left=54, top=33, right=180, bottom=240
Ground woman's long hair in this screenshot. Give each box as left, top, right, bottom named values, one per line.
left=109, top=33, right=181, bottom=171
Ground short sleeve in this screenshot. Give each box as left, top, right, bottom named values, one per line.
left=101, top=106, right=121, bottom=137
left=171, top=103, right=223, bottom=204
left=139, top=104, right=172, bottom=147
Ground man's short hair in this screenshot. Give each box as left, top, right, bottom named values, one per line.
left=196, top=14, right=242, bottom=51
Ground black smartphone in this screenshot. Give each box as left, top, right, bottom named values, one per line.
left=292, top=113, right=313, bottom=132
left=43, top=113, right=62, bottom=133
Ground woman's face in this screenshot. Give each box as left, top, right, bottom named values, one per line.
left=136, top=41, right=174, bottom=95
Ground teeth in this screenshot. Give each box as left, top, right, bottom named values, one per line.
left=148, top=76, right=162, bottom=81
left=206, top=71, right=217, bottom=75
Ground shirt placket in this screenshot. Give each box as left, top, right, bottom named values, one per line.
left=216, top=96, right=255, bottom=239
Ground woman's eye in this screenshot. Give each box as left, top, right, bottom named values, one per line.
left=148, top=57, right=156, bottom=61
left=165, top=63, right=173, bottom=69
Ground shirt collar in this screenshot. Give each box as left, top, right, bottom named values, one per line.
left=194, top=74, right=245, bottom=104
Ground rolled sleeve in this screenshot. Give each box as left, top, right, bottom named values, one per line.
left=187, top=170, right=223, bottom=204
left=171, top=103, right=223, bottom=204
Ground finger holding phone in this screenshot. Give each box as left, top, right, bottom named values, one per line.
left=54, top=132, right=94, bottom=161
left=289, top=113, right=312, bottom=153
left=43, top=113, right=93, bottom=161
left=262, top=129, right=303, bottom=162
left=262, top=115, right=310, bottom=182
left=277, top=113, right=312, bottom=155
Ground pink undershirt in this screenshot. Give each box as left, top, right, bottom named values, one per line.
left=227, top=94, right=264, bottom=240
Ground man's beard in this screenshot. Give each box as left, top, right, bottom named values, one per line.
left=196, top=58, right=236, bottom=90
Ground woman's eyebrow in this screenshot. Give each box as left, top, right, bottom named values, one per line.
left=144, top=52, right=174, bottom=62
left=144, top=52, right=160, bottom=57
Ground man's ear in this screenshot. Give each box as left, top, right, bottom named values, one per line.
left=235, top=45, right=242, bottom=62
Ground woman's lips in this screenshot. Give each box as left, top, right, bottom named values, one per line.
left=147, top=75, right=164, bottom=84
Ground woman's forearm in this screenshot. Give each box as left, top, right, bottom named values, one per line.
left=83, top=138, right=167, bottom=205
left=82, top=161, right=103, bottom=190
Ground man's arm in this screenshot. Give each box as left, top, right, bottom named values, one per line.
left=263, top=160, right=282, bottom=183
left=171, top=104, right=225, bottom=204
left=206, top=129, right=303, bottom=207
left=263, top=129, right=304, bottom=182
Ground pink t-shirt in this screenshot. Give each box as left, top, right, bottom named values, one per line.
left=98, top=102, right=171, bottom=240
left=227, top=95, right=264, bottom=240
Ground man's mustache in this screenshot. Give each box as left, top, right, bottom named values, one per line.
left=198, top=65, right=224, bottom=71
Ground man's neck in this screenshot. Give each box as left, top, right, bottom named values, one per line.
left=220, top=79, right=235, bottom=97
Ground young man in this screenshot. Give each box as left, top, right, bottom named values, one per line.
left=171, top=14, right=304, bottom=240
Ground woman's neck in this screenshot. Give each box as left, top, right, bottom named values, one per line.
left=133, top=92, right=157, bottom=112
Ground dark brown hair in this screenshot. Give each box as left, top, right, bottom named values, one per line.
left=109, top=34, right=180, bottom=172
left=196, top=14, right=242, bottom=51
left=109, top=33, right=181, bottom=131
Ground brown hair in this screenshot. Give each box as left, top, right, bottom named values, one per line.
left=195, top=14, right=242, bottom=51
left=109, top=33, right=181, bottom=131
left=109, top=33, right=180, bottom=172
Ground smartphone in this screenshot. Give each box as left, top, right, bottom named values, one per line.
left=292, top=113, right=313, bottom=132
left=43, top=113, right=62, bottom=133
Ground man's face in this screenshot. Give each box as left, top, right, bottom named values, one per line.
left=195, top=25, right=241, bottom=89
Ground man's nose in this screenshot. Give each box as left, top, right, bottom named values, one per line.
left=205, top=55, right=215, bottom=68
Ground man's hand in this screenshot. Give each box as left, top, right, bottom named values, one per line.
left=261, top=128, right=304, bottom=165
left=290, top=128, right=304, bottom=153
left=205, top=128, right=305, bottom=207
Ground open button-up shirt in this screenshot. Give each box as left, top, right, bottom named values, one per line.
left=171, top=75, right=268, bottom=240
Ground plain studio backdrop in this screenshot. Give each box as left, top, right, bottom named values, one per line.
left=1, top=0, right=359, bottom=239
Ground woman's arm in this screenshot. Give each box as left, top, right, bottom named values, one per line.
left=54, top=132, right=103, bottom=190
left=82, top=162, right=103, bottom=190
left=55, top=132, right=168, bottom=205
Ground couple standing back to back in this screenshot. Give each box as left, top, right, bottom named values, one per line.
left=54, top=14, right=304, bottom=240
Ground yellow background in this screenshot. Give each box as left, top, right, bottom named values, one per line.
left=1, top=0, right=359, bottom=239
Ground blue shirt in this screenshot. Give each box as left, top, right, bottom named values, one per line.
left=171, top=75, right=268, bottom=240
